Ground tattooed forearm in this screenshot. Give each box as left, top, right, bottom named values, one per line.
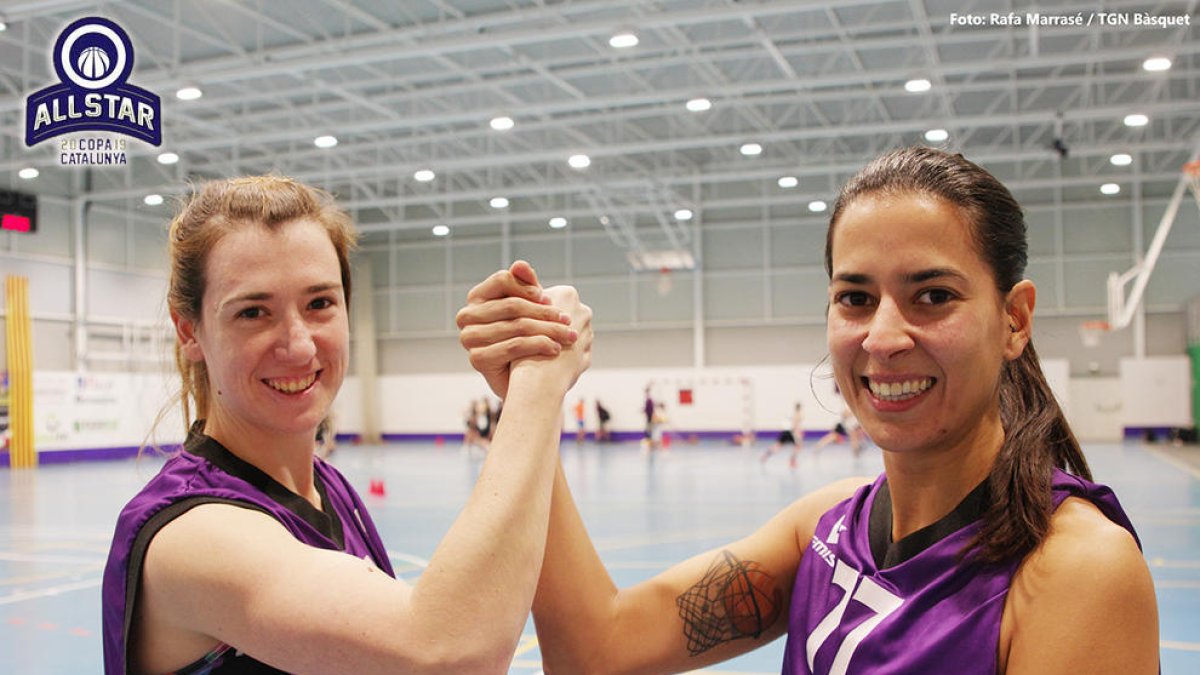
left=675, top=550, right=784, bottom=656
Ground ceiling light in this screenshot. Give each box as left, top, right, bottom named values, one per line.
left=18, top=167, right=39, bottom=180
left=414, top=169, right=435, bottom=182
left=157, top=152, right=179, bottom=165
left=489, top=197, right=509, bottom=209
left=609, top=29, right=638, bottom=49
left=924, top=128, right=949, bottom=142
left=144, top=194, right=164, bottom=206
left=1123, top=113, right=1149, bottom=127
left=1142, top=57, right=1172, bottom=72
left=0, top=21, right=8, bottom=32
left=432, top=225, right=450, bottom=236
left=686, top=97, right=712, bottom=112
left=1110, top=153, right=1133, bottom=167
left=489, top=115, right=514, bottom=131
left=739, top=142, right=762, bottom=156
left=599, top=215, right=610, bottom=225
left=568, top=154, right=591, bottom=169
left=777, top=176, right=798, bottom=189
left=674, top=209, right=693, bottom=221
left=905, top=78, right=932, bottom=93
left=808, top=200, right=828, bottom=213
left=1100, top=183, right=1121, bottom=195
left=314, top=135, right=338, bottom=149
left=175, top=86, right=202, bottom=101
left=549, top=217, right=568, bottom=229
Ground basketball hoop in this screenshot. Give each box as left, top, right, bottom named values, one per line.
left=656, top=266, right=673, bottom=296
left=1185, top=160, right=1200, bottom=200
left=1079, top=320, right=1110, bottom=348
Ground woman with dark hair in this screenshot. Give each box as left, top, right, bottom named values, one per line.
left=102, top=177, right=592, bottom=674
left=456, top=147, right=1158, bottom=674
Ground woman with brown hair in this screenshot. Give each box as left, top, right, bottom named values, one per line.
left=102, top=176, right=592, bottom=674
left=457, top=147, right=1159, bottom=674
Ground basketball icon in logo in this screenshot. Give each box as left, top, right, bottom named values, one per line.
left=78, top=45, right=111, bottom=79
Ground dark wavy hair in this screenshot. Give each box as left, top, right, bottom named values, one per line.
left=825, top=146, right=1091, bottom=564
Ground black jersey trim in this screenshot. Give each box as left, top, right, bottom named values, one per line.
left=868, top=478, right=991, bottom=569
left=186, top=422, right=345, bottom=548
left=122, top=496, right=277, bottom=675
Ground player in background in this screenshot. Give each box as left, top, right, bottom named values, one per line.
left=761, top=402, right=804, bottom=468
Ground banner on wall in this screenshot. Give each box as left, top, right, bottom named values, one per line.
left=32, top=371, right=183, bottom=451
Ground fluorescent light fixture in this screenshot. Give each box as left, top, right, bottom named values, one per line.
left=568, top=154, right=591, bottom=169
left=924, top=128, right=949, bottom=142
left=489, top=197, right=509, bottom=209
left=175, top=86, right=203, bottom=101
left=1142, top=57, right=1172, bottom=72
left=808, top=200, right=828, bottom=213
left=314, top=135, right=338, bottom=149
left=1100, top=183, right=1121, bottom=195
left=489, top=115, right=514, bottom=131
left=1123, top=113, right=1149, bottom=127
left=549, top=217, right=568, bottom=229
left=144, top=194, right=164, bottom=206
left=739, top=142, right=763, bottom=156
left=157, top=152, right=179, bottom=165
left=609, top=30, right=638, bottom=48
left=674, top=208, right=693, bottom=221
left=432, top=225, right=450, bottom=236
left=777, top=176, right=798, bottom=189
left=686, top=97, right=712, bottom=112
left=18, top=167, right=39, bottom=180
left=905, top=78, right=932, bottom=93
left=414, top=169, right=436, bottom=182
left=1110, top=153, right=1133, bottom=167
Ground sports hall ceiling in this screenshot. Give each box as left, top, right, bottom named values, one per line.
left=1, top=0, right=1198, bottom=258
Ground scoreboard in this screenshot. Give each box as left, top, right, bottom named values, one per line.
left=0, top=189, right=37, bottom=233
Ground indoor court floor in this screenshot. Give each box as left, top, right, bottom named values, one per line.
left=1, top=438, right=1197, bottom=673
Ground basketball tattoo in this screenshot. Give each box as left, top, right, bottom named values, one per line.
left=676, top=550, right=783, bottom=655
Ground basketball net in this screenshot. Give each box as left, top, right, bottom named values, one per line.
left=656, top=267, right=673, bottom=296
left=1079, top=320, right=1109, bottom=349
left=1185, top=160, right=1200, bottom=208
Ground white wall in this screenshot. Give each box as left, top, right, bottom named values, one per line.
left=22, top=354, right=1187, bottom=453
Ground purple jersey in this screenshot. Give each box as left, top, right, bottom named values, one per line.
left=102, top=428, right=395, bottom=675
left=781, top=469, right=1140, bottom=674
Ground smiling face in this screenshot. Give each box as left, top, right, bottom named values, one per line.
left=826, top=192, right=1026, bottom=459
left=175, top=218, right=348, bottom=447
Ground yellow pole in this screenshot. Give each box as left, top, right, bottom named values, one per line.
left=5, top=275, right=35, bottom=468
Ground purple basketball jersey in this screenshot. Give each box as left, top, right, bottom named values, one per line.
left=781, top=469, right=1140, bottom=674
left=102, top=431, right=394, bottom=674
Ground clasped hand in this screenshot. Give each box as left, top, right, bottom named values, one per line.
left=457, top=260, right=592, bottom=398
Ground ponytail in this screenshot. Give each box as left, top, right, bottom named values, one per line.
left=969, top=342, right=1091, bottom=564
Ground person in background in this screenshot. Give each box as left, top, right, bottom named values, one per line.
left=456, top=147, right=1158, bottom=674
left=643, top=386, right=655, bottom=442
left=761, top=402, right=804, bottom=468
left=574, top=397, right=587, bottom=444
left=102, top=177, right=593, bottom=675
left=314, top=413, right=336, bottom=460
left=595, top=399, right=612, bottom=443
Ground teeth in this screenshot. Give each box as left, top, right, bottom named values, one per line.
left=267, top=372, right=316, bottom=393
left=868, top=377, right=933, bottom=401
